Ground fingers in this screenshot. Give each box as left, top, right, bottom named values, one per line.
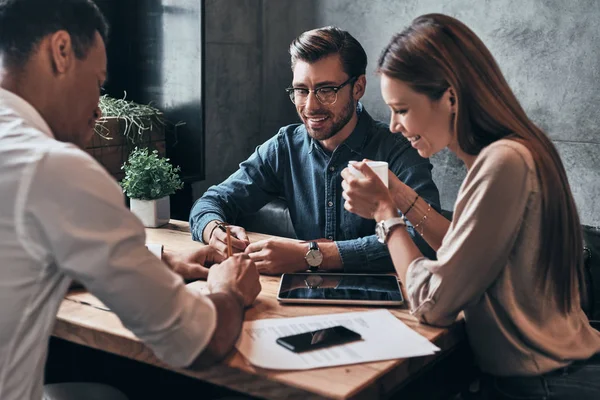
left=230, top=225, right=250, bottom=243
left=341, top=175, right=371, bottom=205
left=340, top=167, right=355, bottom=182
left=245, top=240, right=264, bottom=254
left=210, top=231, right=244, bottom=258
left=163, top=250, right=210, bottom=280
left=341, top=166, right=370, bottom=190
left=208, top=234, right=228, bottom=257
left=212, top=227, right=248, bottom=252
left=342, top=188, right=377, bottom=219
left=341, top=178, right=350, bottom=193
left=254, top=261, right=277, bottom=275
left=245, top=240, right=278, bottom=260
left=176, top=263, right=210, bottom=280
left=245, top=242, right=271, bottom=268
left=220, top=253, right=261, bottom=307
left=352, top=161, right=378, bottom=179
left=189, top=246, right=225, bottom=266
left=219, top=252, right=251, bottom=266
left=162, top=249, right=178, bottom=267
left=246, top=250, right=270, bottom=269
left=245, top=257, right=262, bottom=303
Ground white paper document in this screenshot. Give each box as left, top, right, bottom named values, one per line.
left=235, top=309, right=440, bottom=370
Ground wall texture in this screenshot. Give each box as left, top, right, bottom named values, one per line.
left=192, top=0, right=262, bottom=197
left=198, top=0, right=600, bottom=226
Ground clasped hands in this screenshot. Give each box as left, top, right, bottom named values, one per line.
left=209, top=224, right=313, bottom=275
left=164, top=160, right=397, bottom=285
left=164, top=226, right=310, bottom=285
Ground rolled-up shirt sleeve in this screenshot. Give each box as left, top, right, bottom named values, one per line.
left=406, top=143, right=533, bottom=327
left=336, top=234, right=393, bottom=272
left=190, top=134, right=284, bottom=242
left=23, top=147, right=216, bottom=368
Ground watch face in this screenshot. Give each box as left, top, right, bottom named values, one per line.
left=305, top=249, right=323, bottom=267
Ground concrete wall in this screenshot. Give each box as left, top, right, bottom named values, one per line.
left=198, top=0, right=600, bottom=226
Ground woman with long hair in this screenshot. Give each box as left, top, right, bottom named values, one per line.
left=341, top=14, right=600, bottom=399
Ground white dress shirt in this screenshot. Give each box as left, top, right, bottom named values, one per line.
left=0, top=88, right=217, bottom=400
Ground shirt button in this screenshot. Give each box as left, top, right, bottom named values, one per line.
left=329, top=166, right=335, bottom=172
left=328, top=201, right=333, bottom=207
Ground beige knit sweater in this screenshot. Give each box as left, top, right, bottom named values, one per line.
left=406, top=139, right=600, bottom=376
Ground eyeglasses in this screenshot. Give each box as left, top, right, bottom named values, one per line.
left=285, top=76, right=357, bottom=106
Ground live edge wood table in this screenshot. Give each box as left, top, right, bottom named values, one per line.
left=53, top=220, right=467, bottom=400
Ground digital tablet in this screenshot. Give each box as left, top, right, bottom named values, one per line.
left=277, top=273, right=404, bottom=306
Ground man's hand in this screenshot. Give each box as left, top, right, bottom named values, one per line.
left=207, top=254, right=261, bottom=307
left=208, top=223, right=250, bottom=257
left=245, top=238, right=308, bottom=275
left=163, top=246, right=224, bottom=280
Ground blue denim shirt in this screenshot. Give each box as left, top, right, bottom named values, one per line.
left=190, top=104, right=441, bottom=272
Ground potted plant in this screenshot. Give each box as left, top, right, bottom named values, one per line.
left=121, top=147, right=184, bottom=228
left=87, top=94, right=174, bottom=180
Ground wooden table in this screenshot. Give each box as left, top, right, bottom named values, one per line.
left=53, top=220, right=466, bottom=400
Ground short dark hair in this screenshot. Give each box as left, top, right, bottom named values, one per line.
left=289, top=26, right=367, bottom=78
left=0, top=0, right=109, bottom=68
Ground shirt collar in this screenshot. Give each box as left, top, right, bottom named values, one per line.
left=339, top=102, right=371, bottom=155
left=307, top=102, right=371, bottom=155
left=0, top=87, right=54, bottom=138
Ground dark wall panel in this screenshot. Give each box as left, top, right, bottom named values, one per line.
left=95, top=0, right=204, bottom=219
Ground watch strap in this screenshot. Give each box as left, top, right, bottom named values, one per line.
left=378, top=217, right=407, bottom=244
left=384, top=217, right=406, bottom=230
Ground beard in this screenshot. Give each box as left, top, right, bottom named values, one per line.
left=300, top=98, right=355, bottom=141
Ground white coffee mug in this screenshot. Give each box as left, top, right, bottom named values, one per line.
left=348, top=161, right=389, bottom=188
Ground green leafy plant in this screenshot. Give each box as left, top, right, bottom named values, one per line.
left=95, top=93, right=183, bottom=144
left=120, top=147, right=184, bottom=200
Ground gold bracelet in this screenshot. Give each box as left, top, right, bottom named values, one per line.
left=413, top=204, right=432, bottom=236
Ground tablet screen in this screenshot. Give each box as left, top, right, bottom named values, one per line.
left=278, top=273, right=403, bottom=304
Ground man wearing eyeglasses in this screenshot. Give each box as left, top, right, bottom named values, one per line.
left=190, top=26, right=440, bottom=276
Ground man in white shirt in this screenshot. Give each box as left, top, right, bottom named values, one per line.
left=0, top=1, right=261, bottom=399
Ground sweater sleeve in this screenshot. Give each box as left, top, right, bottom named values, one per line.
left=405, top=142, right=535, bottom=327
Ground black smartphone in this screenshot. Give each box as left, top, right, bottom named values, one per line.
left=276, top=325, right=362, bottom=353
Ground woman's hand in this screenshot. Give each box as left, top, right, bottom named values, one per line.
left=341, top=160, right=398, bottom=221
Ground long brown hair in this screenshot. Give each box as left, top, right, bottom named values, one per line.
left=378, top=13, right=583, bottom=313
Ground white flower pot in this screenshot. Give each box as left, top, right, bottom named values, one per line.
left=130, top=196, right=170, bottom=228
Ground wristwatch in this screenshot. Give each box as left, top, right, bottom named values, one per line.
left=375, top=217, right=407, bottom=244
left=304, top=241, right=323, bottom=271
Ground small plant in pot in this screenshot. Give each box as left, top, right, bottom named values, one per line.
left=121, top=147, right=184, bottom=228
